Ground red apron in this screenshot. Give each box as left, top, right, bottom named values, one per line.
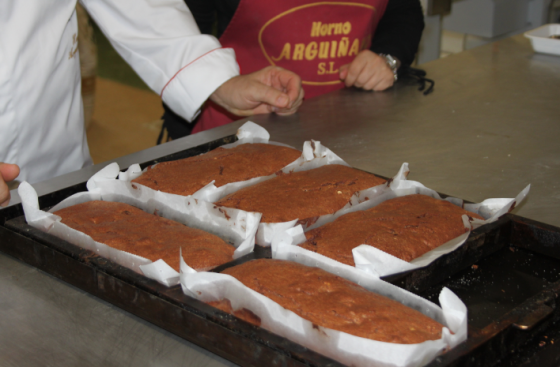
left=192, top=0, right=388, bottom=134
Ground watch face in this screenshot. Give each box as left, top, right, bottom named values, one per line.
left=386, top=55, right=396, bottom=68
left=381, top=54, right=398, bottom=81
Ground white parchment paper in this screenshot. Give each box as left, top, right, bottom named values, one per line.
left=180, top=250, right=467, bottom=367
left=255, top=163, right=407, bottom=247
left=116, top=121, right=348, bottom=203
left=18, top=167, right=261, bottom=287
left=90, top=121, right=350, bottom=247
left=271, top=163, right=531, bottom=277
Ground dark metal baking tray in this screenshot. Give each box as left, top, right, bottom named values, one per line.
left=1, top=134, right=559, bottom=367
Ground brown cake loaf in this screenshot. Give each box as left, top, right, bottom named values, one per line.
left=210, top=259, right=444, bottom=344
left=301, top=194, right=485, bottom=265
left=54, top=201, right=234, bottom=272
left=131, top=143, right=301, bottom=196
left=214, top=165, right=386, bottom=224
left=207, top=299, right=262, bottom=326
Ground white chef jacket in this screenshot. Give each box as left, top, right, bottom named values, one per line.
left=0, top=0, right=239, bottom=184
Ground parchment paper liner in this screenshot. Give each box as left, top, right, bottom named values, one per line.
left=180, top=249, right=468, bottom=367
left=255, top=162, right=407, bottom=247
left=115, top=121, right=348, bottom=203
left=18, top=164, right=262, bottom=287
left=89, top=120, right=350, bottom=247
left=271, top=163, right=531, bottom=277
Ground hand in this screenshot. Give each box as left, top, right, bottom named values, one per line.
left=339, top=50, right=396, bottom=91
left=210, top=66, right=304, bottom=117
left=0, top=163, right=20, bottom=207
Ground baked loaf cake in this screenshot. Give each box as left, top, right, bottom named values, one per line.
left=207, top=299, right=263, bottom=326
left=209, top=259, right=444, bottom=344
left=132, top=143, right=301, bottom=196
left=54, top=201, right=234, bottom=272
left=301, top=194, right=485, bottom=265
left=214, top=165, right=386, bottom=224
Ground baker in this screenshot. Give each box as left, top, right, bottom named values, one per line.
left=159, top=0, right=425, bottom=139
left=0, top=0, right=304, bottom=207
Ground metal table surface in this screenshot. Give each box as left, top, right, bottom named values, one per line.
left=1, top=34, right=559, bottom=367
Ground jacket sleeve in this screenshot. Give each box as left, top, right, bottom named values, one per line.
left=80, top=0, right=239, bottom=121
left=370, top=0, right=425, bottom=67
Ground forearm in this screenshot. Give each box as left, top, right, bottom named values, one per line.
left=81, top=0, right=239, bottom=121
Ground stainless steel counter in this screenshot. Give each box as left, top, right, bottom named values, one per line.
left=2, top=34, right=559, bottom=366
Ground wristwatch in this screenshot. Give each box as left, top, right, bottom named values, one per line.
left=379, top=54, right=398, bottom=82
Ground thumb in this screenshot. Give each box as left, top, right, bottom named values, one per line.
left=253, top=82, right=291, bottom=109
left=0, top=163, right=20, bottom=182
left=0, top=163, right=20, bottom=207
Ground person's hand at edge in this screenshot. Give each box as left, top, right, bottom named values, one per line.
left=210, top=66, right=304, bottom=117
left=0, top=163, right=20, bottom=207
left=339, top=50, right=397, bottom=91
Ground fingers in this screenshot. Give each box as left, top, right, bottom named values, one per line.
left=340, top=50, right=394, bottom=91
left=0, top=176, right=9, bottom=207
left=339, top=64, right=349, bottom=81
left=210, top=66, right=304, bottom=117
left=0, top=163, right=20, bottom=207
left=262, top=66, right=304, bottom=116
left=209, top=75, right=260, bottom=116
left=0, top=163, right=20, bottom=182
left=250, top=66, right=302, bottom=115
left=275, top=86, right=304, bottom=116
left=253, top=82, right=291, bottom=110
left=265, top=66, right=303, bottom=109
left=231, top=80, right=291, bottom=116
left=340, top=51, right=371, bottom=87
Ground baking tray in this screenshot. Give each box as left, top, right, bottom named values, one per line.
left=1, top=134, right=559, bottom=367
